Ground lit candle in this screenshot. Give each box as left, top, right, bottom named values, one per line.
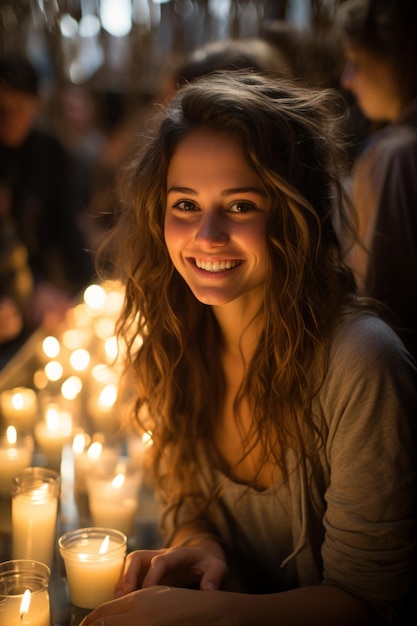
left=0, top=387, right=38, bottom=430
left=12, top=467, right=60, bottom=569
left=34, top=405, right=73, bottom=470
left=87, top=382, right=119, bottom=434
left=0, top=560, right=50, bottom=626
left=58, top=527, right=127, bottom=609
left=0, top=427, right=34, bottom=498
left=86, top=458, right=143, bottom=537
left=72, top=433, right=119, bottom=495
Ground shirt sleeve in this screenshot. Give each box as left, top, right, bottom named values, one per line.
left=321, top=313, right=417, bottom=624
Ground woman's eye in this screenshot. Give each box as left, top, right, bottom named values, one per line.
left=229, top=201, right=256, bottom=213
left=173, top=200, right=196, bottom=212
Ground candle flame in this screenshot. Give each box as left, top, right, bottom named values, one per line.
left=42, top=336, right=60, bottom=358
left=46, top=406, right=60, bottom=430
left=6, top=425, right=17, bottom=445
left=99, top=535, right=110, bottom=554
left=32, top=483, right=49, bottom=502
left=20, top=589, right=31, bottom=618
left=12, top=392, right=24, bottom=410
left=87, top=441, right=103, bottom=459
left=112, top=473, right=125, bottom=489
left=72, top=432, right=89, bottom=454
left=99, top=384, right=118, bottom=408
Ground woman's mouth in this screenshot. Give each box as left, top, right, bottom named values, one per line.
left=194, top=259, right=241, bottom=272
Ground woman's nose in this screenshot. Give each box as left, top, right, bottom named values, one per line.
left=195, top=212, right=229, bottom=246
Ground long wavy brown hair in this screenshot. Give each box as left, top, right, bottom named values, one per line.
left=99, top=71, right=365, bottom=520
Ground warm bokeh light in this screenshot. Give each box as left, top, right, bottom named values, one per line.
left=44, top=360, right=64, bottom=382
left=42, top=336, right=60, bottom=358
left=84, top=284, right=106, bottom=311
left=70, top=349, right=91, bottom=372
left=61, top=376, right=83, bottom=400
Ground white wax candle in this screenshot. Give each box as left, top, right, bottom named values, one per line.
left=87, top=460, right=142, bottom=536
left=0, top=589, right=50, bottom=626
left=12, top=489, right=58, bottom=569
left=0, top=388, right=38, bottom=430
left=89, top=496, right=137, bottom=537
left=86, top=383, right=118, bottom=434
left=34, top=406, right=72, bottom=469
left=73, top=438, right=118, bottom=495
left=61, top=537, right=126, bottom=608
left=0, top=428, right=34, bottom=497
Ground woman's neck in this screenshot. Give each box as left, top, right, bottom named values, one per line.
left=212, top=299, right=263, bottom=361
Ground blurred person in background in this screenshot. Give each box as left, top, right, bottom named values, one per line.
left=337, top=0, right=417, bottom=360
left=159, top=36, right=294, bottom=97
left=51, top=83, right=106, bottom=251
left=0, top=54, right=95, bottom=367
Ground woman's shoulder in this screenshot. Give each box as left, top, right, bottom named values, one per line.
left=319, top=311, right=417, bottom=427
left=328, top=310, right=416, bottom=375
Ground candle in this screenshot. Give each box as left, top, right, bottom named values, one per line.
left=72, top=433, right=119, bottom=495
left=58, top=527, right=127, bottom=609
left=86, top=382, right=119, bottom=434
left=0, top=560, right=50, bottom=626
left=34, top=404, right=73, bottom=470
left=0, top=426, right=34, bottom=498
left=0, top=387, right=39, bottom=430
left=12, top=467, right=60, bottom=569
left=86, top=458, right=143, bottom=537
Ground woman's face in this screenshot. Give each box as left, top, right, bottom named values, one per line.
left=164, top=129, right=270, bottom=309
left=341, top=44, right=403, bottom=122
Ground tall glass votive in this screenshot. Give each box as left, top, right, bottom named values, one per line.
left=58, top=527, right=127, bottom=610
left=0, top=559, right=51, bottom=626
left=0, top=426, right=34, bottom=498
left=12, top=467, right=60, bottom=570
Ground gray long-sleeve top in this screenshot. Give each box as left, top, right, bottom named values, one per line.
left=162, top=312, right=417, bottom=625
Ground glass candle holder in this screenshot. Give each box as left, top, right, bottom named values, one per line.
left=12, top=467, right=60, bottom=570
left=0, top=427, right=34, bottom=498
left=86, top=457, right=143, bottom=539
left=0, top=559, right=51, bottom=626
left=58, top=527, right=127, bottom=609
left=0, top=387, right=39, bottom=431
left=34, top=403, right=73, bottom=471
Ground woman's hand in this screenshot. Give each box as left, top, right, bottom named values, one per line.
left=116, top=545, right=228, bottom=597
left=80, top=586, right=224, bottom=626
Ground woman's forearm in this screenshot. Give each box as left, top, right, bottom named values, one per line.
left=221, top=584, right=383, bottom=626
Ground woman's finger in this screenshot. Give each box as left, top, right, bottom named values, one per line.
left=115, top=550, right=162, bottom=597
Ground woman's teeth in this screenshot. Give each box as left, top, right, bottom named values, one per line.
left=196, top=259, right=239, bottom=272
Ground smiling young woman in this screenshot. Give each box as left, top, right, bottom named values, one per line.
left=85, top=71, right=417, bottom=626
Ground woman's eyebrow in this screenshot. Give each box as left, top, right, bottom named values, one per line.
left=166, top=186, right=266, bottom=196
left=221, top=187, right=266, bottom=197
left=166, top=186, right=197, bottom=195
